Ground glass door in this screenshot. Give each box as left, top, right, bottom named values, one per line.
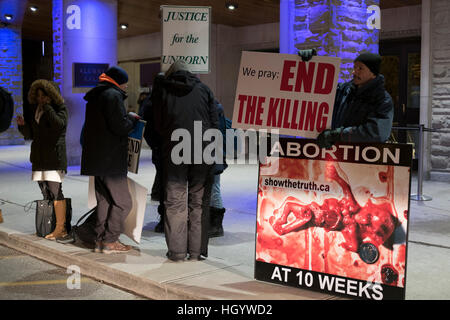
left=380, top=37, right=421, bottom=170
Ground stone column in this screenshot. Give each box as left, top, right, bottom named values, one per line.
left=0, top=1, right=27, bottom=145
left=280, top=0, right=380, bottom=81
left=53, top=0, right=118, bottom=165
left=429, top=0, right=450, bottom=181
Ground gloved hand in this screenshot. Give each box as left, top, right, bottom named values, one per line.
left=316, top=127, right=343, bottom=149
left=127, top=112, right=141, bottom=125
left=297, top=48, right=317, bottom=62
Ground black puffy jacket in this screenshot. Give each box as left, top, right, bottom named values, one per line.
left=0, top=86, right=14, bottom=133
left=332, top=75, right=394, bottom=143
left=18, top=80, right=68, bottom=172
left=80, top=82, right=135, bottom=176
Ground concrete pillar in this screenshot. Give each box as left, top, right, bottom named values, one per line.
left=429, top=0, right=450, bottom=181
left=53, top=0, right=118, bottom=166
left=0, top=0, right=27, bottom=145
left=280, top=0, right=380, bottom=81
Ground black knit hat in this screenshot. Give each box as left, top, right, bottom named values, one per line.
left=354, top=52, right=382, bottom=76
left=105, top=66, right=128, bottom=85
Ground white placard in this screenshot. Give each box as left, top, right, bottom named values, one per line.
left=232, top=51, right=341, bottom=138
left=87, top=177, right=148, bottom=244
left=161, top=5, right=210, bottom=74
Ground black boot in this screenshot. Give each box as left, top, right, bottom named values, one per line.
left=209, top=207, right=225, bottom=238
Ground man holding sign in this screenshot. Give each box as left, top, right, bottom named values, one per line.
left=81, top=66, right=140, bottom=254
left=297, top=50, right=394, bottom=148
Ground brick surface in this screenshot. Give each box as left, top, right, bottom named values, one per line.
left=431, top=0, right=450, bottom=174
left=0, top=26, right=24, bottom=146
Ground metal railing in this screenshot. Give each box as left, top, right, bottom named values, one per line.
left=391, top=124, right=445, bottom=202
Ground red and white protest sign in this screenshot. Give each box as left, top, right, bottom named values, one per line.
left=255, top=138, right=412, bottom=300
left=232, top=52, right=340, bottom=138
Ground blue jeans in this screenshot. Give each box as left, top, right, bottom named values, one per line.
left=210, top=174, right=223, bottom=209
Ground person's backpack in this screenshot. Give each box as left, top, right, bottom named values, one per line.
left=0, top=86, right=14, bottom=133
left=56, top=206, right=97, bottom=245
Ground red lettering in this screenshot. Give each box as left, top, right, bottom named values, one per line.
left=290, top=100, right=299, bottom=130
left=280, top=60, right=296, bottom=92
left=255, top=96, right=266, bottom=126
left=277, top=99, right=285, bottom=128
left=298, top=100, right=307, bottom=130
left=245, top=95, right=258, bottom=124
left=283, top=99, right=291, bottom=129
left=266, top=97, right=279, bottom=127
left=305, top=101, right=318, bottom=131
left=294, top=62, right=315, bottom=93
left=316, top=102, right=329, bottom=131
left=314, top=63, right=335, bottom=94
left=237, top=94, right=247, bottom=123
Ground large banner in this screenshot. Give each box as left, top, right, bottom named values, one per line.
left=255, top=137, right=412, bottom=300
left=161, top=5, right=211, bottom=74
left=232, top=52, right=340, bottom=138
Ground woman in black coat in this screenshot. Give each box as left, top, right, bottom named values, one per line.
left=17, top=79, right=68, bottom=240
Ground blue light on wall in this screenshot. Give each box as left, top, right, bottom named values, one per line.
left=52, top=0, right=118, bottom=165
left=280, top=0, right=380, bottom=82
left=0, top=27, right=21, bottom=114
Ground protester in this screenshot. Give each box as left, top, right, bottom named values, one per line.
left=298, top=50, right=394, bottom=147
left=142, top=74, right=165, bottom=232
left=80, top=66, right=140, bottom=254
left=17, top=80, right=68, bottom=240
left=209, top=100, right=228, bottom=238
left=137, top=91, right=150, bottom=117
left=0, top=86, right=14, bottom=133
left=152, top=60, right=219, bottom=261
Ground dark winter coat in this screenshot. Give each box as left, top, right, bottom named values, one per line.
left=0, top=86, right=14, bottom=133
left=80, top=82, right=135, bottom=176
left=18, top=80, right=68, bottom=172
left=152, top=70, right=219, bottom=163
left=331, top=74, right=394, bottom=143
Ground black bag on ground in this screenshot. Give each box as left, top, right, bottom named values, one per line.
left=56, top=206, right=97, bottom=245
left=34, top=198, right=72, bottom=237
left=35, top=200, right=55, bottom=237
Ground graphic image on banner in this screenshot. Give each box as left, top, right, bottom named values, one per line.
left=255, top=138, right=412, bottom=300
left=232, top=52, right=340, bottom=138
left=161, top=5, right=210, bottom=74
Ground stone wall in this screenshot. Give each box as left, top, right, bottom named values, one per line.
left=281, top=0, right=379, bottom=81
left=0, top=25, right=24, bottom=145
left=430, top=0, right=450, bottom=180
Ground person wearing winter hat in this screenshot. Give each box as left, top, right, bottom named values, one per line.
left=17, top=79, right=69, bottom=240
left=298, top=50, right=393, bottom=148
left=81, top=65, right=140, bottom=254
left=152, top=60, right=219, bottom=261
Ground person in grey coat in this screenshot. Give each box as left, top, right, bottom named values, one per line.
left=298, top=50, right=394, bottom=147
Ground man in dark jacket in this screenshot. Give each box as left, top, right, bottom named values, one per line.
left=298, top=50, right=393, bottom=147
left=152, top=60, right=219, bottom=261
left=0, top=86, right=14, bottom=133
left=81, top=66, right=139, bottom=254
left=142, top=73, right=165, bottom=232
